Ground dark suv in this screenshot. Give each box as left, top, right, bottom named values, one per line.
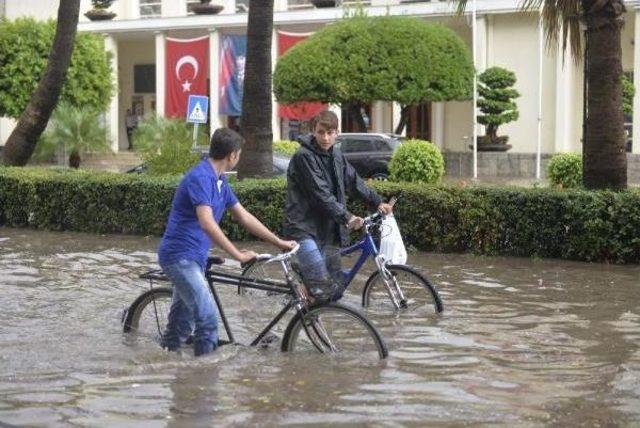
left=336, top=133, right=402, bottom=180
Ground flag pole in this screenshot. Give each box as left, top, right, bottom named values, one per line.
left=472, top=0, right=478, bottom=180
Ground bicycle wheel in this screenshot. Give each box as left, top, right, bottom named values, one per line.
left=123, top=287, right=173, bottom=340
left=362, top=264, right=443, bottom=313
left=281, top=302, right=388, bottom=360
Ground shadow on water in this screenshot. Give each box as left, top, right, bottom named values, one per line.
left=0, top=226, right=639, bottom=426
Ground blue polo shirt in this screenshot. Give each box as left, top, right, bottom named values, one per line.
left=158, top=159, right=239, bottom=269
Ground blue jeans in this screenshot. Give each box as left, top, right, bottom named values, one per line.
left=160, top=259, right=218, bottom=356
left=296, top=238, right=344, bottom=301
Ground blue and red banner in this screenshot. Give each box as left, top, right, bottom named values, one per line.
left=219, top=35, right=247, bottom=116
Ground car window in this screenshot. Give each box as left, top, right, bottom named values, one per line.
left=344, top=138, right=374, bottom=153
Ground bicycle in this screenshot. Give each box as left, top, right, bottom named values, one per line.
left=122, top=245, right=388, bottom=359
left=241, top=206, right=444, bottom=314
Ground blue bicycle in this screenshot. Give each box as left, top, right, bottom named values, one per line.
left=241, top=210, right=443, bottom=314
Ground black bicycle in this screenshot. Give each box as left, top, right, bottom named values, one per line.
left=122, top=245, right=388, bottom=359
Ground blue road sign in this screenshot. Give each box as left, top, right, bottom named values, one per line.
left=186, top=95, right=209, bottom=124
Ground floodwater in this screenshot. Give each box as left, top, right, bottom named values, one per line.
left=1, top=226, right=639, bottom=427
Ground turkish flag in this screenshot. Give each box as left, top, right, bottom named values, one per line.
left=277, top=31, right=325, bottom=121
left=166, top=36, right=209, bottom=118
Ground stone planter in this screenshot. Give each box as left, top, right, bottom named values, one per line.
left=192, top=2, right=223, bottom=14
left=311, top=0, right=339, bottom=7
left=469, top=143, right=513, bottom=152
left=84, top=9, right=116, bottom=20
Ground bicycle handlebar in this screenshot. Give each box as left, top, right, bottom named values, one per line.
left=252, top=243, right=301, bottom=264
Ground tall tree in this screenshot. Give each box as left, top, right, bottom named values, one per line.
left=2, top=0, right=80, bottom=166
left=237, top=0, right=274, bottom=179
left=456, top=0, right=627, bottom=189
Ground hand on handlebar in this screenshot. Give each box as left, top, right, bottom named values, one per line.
left=377, top=195, right=397, bottom=216
left=277, top=239, right=298, bottom=252
left=236, top=249, right=258, bottom=265
left=347, top=215, right=364, bottom=231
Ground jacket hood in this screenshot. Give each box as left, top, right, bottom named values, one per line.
left=298, top=133, right=331, bottom=157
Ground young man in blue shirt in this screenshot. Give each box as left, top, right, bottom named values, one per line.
left=158, top=128, right=296, bottom=356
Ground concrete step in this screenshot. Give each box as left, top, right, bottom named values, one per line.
left=80, top=151, right=143, bottom=172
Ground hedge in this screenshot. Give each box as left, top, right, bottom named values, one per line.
left=2, top=167, right=640, bottom=264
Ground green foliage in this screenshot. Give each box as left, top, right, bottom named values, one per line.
left=477, top=67, right=520, bottom=142
left=0, top=18, right=113, bottom=118
left=273, top=140, right=299, bottom=156
left=91, top=0, right=115, bottom=9
left=132, top=116, right=206, bottom=176
left=2, top=167, right=640, bottom=263
left=388, top=139, right=444, bottom=184
left=622, top=74, right=635, bottom=116
left=274, top=16, right=473, bottom=106
left=34, top=102, right=111, bottom=164
left=548, top=153, right=583, bottom=189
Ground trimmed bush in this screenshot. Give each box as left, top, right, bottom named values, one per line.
left=548, top=153, right=582, bottom=189
left=2, top=167, right=640, bottom=264
left=388, top=139, right=444, bottom=184
left=273, top=140, right=299, bottom=156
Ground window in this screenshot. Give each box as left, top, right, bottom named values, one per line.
left=134, top=65, right=156, bottom=94
left=139, top=0, right=161, bottom=18
left=341, top=138, right=374, bottom=153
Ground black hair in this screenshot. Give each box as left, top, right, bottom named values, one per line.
left=209, top=128, right=244, bottom=159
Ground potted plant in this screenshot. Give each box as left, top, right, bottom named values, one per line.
left=33, top=103, right=112, bottom=169
left=85, top=0, right=117, bottom=21
left=191, top=0, right=224, bottom=15
left=311, top=0, right=340, bottom=7
left=473, top=66, right=520, bottom=152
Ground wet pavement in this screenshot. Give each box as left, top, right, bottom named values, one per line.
left=1, top=226, right=639, bottom=426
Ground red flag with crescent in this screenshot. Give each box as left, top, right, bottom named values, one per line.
left=166, top=36, right=209, bottom=118
left=277, top=30, right=326, bottom=121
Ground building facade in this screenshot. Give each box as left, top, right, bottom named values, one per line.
left=1, top=0, right=640, bottom=175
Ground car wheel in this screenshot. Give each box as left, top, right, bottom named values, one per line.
left=371, top=172, right=389, bottom=181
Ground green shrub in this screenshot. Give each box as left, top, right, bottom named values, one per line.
left=0, top=18, right=113, bottom=118
left=477, top=66, right=520, bottom=145
left=273, top=140, right=299, bottom=156
left=622, top=74, right=635, bottom=116
left=548, top=153, right=582, bottom=189
left=3, top=167, right=640, bottom=264
left=388, top=139, right=444, bottom=183
left=34, top=102, right=111, bottom=168
left=132, top=116, right=206, bottom=175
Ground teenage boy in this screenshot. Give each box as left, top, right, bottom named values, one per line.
left=158, top=128, right=296, bottom=356
left=284, top=111, right=393, bottom=300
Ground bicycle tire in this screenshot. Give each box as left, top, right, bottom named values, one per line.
left=362, top=264, right=443, bottom=313
left=281, top=302, right=388, bottom=359
left=123, top=287, right=173, bottom=339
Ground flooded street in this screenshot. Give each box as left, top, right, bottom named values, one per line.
left=1, top=226, right=639, bottom=426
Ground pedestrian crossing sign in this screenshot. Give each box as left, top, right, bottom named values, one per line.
left=186, top=95, right=209, bottom=124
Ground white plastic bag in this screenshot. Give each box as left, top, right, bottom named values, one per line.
left=379, top=214, right=407, bottom=264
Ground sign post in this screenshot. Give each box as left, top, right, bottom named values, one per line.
left=186, top=95, right=209, bottom=149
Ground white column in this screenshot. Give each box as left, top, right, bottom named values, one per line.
left=554, top=38, right=573, bottom=153
left=371, top=101, right=385, bottom=133
left=209, top=29, right=222, bottom=132
left=329, top=104, right=342, bottom=133
left=431, top=102, right=445, bottom=148
left=392, top=102, right=403, bottom=136
left=271, top=27, right=281, bottom=141
left=274, top=0, right=288, bottom=12
left=129, top=0, right=139, bottom=19
left=104, top=34, right=119, bottom=152
left=633, top=9, right=640, bottom=154
left=155, top=31, right=166, bottom=118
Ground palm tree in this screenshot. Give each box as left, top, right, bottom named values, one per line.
left=237, top=0, right=274, bottom=179
left=2, top=0, right=81, bottom=166
left=456, top=0, right=627, bottom=189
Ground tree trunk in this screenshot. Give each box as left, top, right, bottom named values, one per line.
left=347, top=102, right=367, bottom=132
left=2, top=0, right=80, bottom=166
left=237, top=0, right=274, bottom=179
left=582, top=0, right=627, bottom=189
left=69, top=150, right=80, bottom=168
left=394, top=105, right=409, bottom=135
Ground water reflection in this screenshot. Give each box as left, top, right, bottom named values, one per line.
left=0, top=226, right=639, bottom=426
